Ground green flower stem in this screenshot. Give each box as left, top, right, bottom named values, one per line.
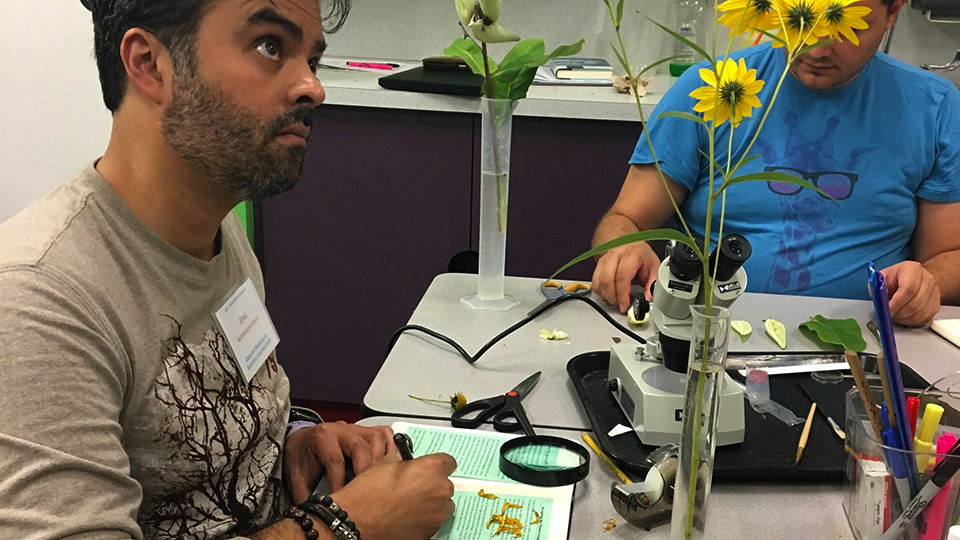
left=612, top=22, right=701, bottom=259
left=686, top=93, right=718, bottom=540
left=481, top=42, right=494, bottom=99
left=595, top=3, right=835, bottom=537
left=480, top=42, right=508, bottom=233
left=729, top=11, right=826, bottom=176
left=682, top=1, right=730, bottom=535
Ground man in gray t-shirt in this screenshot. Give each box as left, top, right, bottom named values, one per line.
left=0, top=1, right=456, bottom=539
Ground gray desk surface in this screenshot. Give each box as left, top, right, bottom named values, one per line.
left=358, top=416, right=851, bottom=539
left=364, top=273, right=960, bottom=430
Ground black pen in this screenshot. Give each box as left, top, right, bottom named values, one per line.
left=394, top=433, right=415, bottom=461
left=881, top=437, right=960, bottom=539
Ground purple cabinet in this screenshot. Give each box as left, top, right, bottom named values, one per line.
left=262, top=104, right=642, bottom=403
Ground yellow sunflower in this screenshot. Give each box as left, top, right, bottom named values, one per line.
left=771, top=0, right=830, bottom=50
left=689, top=58, right=765, bottom=127
left=718, top=0, right=779, bottom=36
left=822, top=0, right=871, bottom=46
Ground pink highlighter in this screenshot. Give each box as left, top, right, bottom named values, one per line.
left=346, top=61, right=398, bottom=70
left=920, top=432, right=958, bottom=540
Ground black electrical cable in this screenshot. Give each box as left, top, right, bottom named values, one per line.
left=385, top=295, right=647, bottom=364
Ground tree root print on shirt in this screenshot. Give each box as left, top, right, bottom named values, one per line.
left=141, top=316, right=285, bottom=540
left=756, top=113, right=875, bottom=294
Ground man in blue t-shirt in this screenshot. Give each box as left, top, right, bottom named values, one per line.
left=592, top=0, right=960, bottom=327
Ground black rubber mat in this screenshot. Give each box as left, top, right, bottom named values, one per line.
left=568, top=350, right=928, bottom=481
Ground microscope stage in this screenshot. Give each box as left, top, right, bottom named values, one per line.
left=607, top=344, right=745, bottom=447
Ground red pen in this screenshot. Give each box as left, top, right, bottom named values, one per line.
left=907, top=396, right=920, bottom=437
left=346, top=61, right=398, bottom=70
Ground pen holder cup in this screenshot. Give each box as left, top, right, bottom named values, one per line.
left=843, top=379, right=960, bottom=540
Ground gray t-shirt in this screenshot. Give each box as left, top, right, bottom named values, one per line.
left=0, top=165, right=291, bottom=539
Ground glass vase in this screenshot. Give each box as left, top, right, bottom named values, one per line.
left=670, top=305, right=732, bottom=539
left=461, top=97, right=520, bottom=311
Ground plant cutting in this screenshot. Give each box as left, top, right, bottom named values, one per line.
left=449, top=0, right=584, bottom=310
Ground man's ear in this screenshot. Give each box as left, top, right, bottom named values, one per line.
left=886, top=0, right=906, bottom=28
left=118, top=28, right=172, bottom=107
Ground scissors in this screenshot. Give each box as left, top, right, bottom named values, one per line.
left=451, top=372, right=541, bottom=433
left=527, top=280, right=592, bottom=316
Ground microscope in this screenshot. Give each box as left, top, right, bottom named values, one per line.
left=607, top=234, right=752, bottom=447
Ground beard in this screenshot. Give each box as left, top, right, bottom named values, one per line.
left=161, top=70, right=314, bottom=201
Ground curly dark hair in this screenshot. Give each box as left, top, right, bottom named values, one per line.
left=80, top=0, right=350, bottom=113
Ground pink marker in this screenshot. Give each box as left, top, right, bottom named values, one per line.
left=346, top=61, right=398, bottom=70
left=919, top=433, right=958, bottom=540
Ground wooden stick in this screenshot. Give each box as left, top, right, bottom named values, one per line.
left=874, top=348, right=897, bottom=429
left=845, top=350, right=884, bottom=442
left=796, top=403, right=816, bottom=466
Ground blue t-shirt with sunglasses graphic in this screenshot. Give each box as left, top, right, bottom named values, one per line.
left=630, top=42, right=960, bottom=300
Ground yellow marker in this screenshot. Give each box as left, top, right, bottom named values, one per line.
left=581, top=432, right=632, bottom=484
left=914, top=403, right=945, bottom=473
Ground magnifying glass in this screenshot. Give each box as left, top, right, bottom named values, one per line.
left=498, top=435, right=590, bottom=487
left=449, top=371, right=590, bottom=486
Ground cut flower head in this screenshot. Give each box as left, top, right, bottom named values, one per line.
left=455, top=0, right=520, bottom=43
left=771, top=0, right=830, bottom=50
left=689, top=58, right=765, bottom=127
left=822, top=0, right=871, bottom=46
left=717, top=0, right=779, bottom=36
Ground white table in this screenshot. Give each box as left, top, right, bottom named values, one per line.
left=364, top=273, right=960, bottom=430
left=358, top=416, right=852, bottom=539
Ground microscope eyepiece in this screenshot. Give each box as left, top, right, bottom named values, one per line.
left=668, top=238, right=703, bottom=282
left=708, top=234, right=752, bottom=282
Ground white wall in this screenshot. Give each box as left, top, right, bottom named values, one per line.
left=0, top=1, right=112, bottom=224
left=0, top=1, right=956, bottom=224
left=329, top=0, right=959, bottom=86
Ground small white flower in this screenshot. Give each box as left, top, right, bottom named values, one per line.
left=455, top=0, right=520, bottom=43
left=456, top=0, right=475, bottom=26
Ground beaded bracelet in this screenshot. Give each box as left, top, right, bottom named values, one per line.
left=297, top=494, right=362, bottom=540
left=282, top=506, right=320, bottom=540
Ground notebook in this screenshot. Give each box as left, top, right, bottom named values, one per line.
left=931, top=319, right=960, bottom=349
left=378, top=67, right=483, bottom=96
left=548, top=57, right=614, bottom=80
left=392, top=422, right=574, bottom=540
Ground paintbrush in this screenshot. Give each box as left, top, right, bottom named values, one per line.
left=797, top=381, right=846, bottom=440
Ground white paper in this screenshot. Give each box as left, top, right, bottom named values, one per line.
left=607, top=424, right=633, bottom=438
left=931, top=319, right=960, bottom=349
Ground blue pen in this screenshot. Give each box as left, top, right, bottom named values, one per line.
left=883, top=402, right=923, bottom=538
left=869, top=263, right=921, bottom=498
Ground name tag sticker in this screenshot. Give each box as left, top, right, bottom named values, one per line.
left=213, top=278, right=280, bottom=384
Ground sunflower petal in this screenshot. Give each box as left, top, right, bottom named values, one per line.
left=690, top=86, right=718, bottom=100
left=693, top=99, right=715, bottom=113
left=845, top=6, right=872, bottom=16
left=714, top=103, right=731, bottom=126
left=699, top=68, right=718, bottom=87
left=743, top=79, right=765, bottom=94
left=838, top=24, right=860, bottom=45
left=718, top=0, right=749, bottom=11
